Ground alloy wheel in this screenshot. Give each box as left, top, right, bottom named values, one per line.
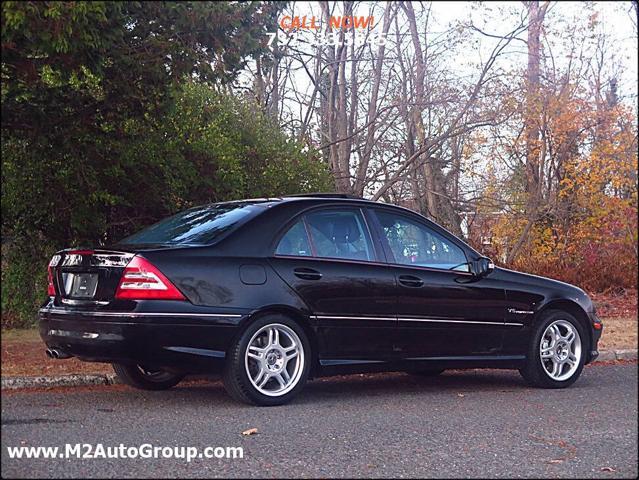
left=244, top=323, right=305, bottom=397
left=539, top=319, right=582, bottom=381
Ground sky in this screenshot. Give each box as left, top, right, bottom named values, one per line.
left=270, top=1, right=638, bottom=106
left=244, top=0, right=638, bottom=202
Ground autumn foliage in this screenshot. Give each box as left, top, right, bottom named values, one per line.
left=488, top=97, right=638, bottom=293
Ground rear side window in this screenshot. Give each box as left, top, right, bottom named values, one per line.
left=275, top=209, right=374, bottom=262
left=275, top=220, right=312, bottom=256
left=119, top=203, right=261, bottom=246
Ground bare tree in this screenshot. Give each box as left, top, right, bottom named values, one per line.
left=243, top=0, right=635, bottom=260
left=505, top=0, right=549, bottom=263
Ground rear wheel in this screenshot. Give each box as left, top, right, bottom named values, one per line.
left=112, top=363, right=184, bottom=391
left=223, top=315, right=310, bottom=406
left=519, top=310, right=586, bottom=388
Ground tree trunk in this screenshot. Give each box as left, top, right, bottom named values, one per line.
left=523, top=0, right=548, bottom=211
left=320, top=0, right=351, bottom=192
left=353, top=3, right=394, bottom=196
left=507, top=0, right=548, bottom=264
left=404, top=2, right=438, bottom=219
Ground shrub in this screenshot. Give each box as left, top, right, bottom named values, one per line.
left=1, top=85, right=331, bottom=328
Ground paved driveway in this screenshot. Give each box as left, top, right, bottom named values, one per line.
left=1, top=363, right=637, bottom=478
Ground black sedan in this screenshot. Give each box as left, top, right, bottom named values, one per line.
left=40, top=194, right=603, bottom=405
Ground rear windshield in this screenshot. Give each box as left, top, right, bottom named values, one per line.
left=118, top=203, right=263, bottom=246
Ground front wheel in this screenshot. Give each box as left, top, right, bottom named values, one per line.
left=223, top=315, right=310, bottom=406
left=519, top=310, right=586, bottom=388
left=112, top=363, right=184, bottom=390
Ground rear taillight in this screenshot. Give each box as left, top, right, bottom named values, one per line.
left=47, top=266, right=56, bottom=296
left=115, top=256, right=185, bottom=300
left=47, top=254, right=60, bottom=296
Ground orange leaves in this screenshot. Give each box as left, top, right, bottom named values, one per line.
left=484, top=98, right=637, bottom=292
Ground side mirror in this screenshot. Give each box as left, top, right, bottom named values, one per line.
left=472, top=257, right=495, bottom=277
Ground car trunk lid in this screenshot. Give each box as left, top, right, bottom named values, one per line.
left=50, top=249, right=135, bottom=303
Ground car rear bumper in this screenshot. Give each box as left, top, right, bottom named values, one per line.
left=38, top=305, right=247, bottom=373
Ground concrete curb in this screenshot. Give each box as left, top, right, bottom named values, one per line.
left=592, top=349, right=638, bottom=362
left=596, top=350, right=617, bottom=362
left=1, top=373, right=119, bottom=390
left=1, top=350, right=636, bottom=390
left=613, top=349, right=638, bottom=361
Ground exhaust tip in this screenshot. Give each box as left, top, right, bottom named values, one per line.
left=45, top=348, right=71, bottom=359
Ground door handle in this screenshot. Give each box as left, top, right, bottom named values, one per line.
left=293, top=267, right=323, bottom=281
left=398, top=275, right=424, bottom=288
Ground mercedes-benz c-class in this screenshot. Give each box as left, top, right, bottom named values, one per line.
left=40, top=194, right=602, bottom=405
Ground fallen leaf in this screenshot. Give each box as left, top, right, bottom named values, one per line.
left=241, top=428, right=258, bottom=436
left=601, top=467, right=616, bottom=473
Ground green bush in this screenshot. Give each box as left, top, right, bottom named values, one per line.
left=1, top=84, right=331, bottom=328
left=1, top=2, right=328, bottom=328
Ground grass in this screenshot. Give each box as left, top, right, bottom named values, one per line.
left=597, top=317, right=638, bottom=352
left=2, top=317, right=636, bottom=378
left=1, top=328, right=111, bottom=377
left=1, top=328, right=40, bottom=343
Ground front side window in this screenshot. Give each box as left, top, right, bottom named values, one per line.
left=375, top=210, right=469, bottom=271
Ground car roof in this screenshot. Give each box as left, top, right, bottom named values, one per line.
left=283, top=193, right=365, bottom=200
left=215, top=194, right=443, bottom=218
left=278, top=194, right=376, bottom=206
left=212, top=194, right=376, bottom=209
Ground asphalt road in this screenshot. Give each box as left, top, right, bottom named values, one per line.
left=1, top=363, right=637, bottom=479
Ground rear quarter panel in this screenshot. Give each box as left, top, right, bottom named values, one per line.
left=142, top=249, right=310, bottom=314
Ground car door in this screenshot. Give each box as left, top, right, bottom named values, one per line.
left=370, top=208, right=506, bottom=357
left=269, top=206, right=397, bottom=362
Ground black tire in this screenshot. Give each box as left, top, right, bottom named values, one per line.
left=112, top=363, right=184, bottom=391
left=223, top=314, right=311, bottom=406
left=406, top=369, right=445, bottom=377
left=519, top=309, right=587, bottom=388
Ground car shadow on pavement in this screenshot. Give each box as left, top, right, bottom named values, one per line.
left=11, top=366, right=601, bottom=410
left=148, top=369, right=544, bottom=408
left=297, top=370, right=530, bottom=402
